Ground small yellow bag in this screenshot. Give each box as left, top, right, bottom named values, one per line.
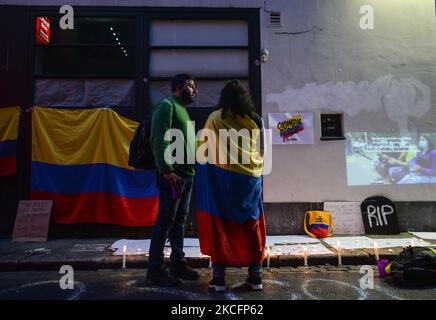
left=304, top=210, right=333, bottom=238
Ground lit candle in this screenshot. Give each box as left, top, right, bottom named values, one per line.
left=266, top=246, right=271, bottom=271
left=411, top=239, right=415, bottom=247
left=337, top=241, right=342, bottom=266
left=374, top=242, right=379, bottom=261
left=303, top=245, right=308, bottom=267
left=122, top=244, right=127, bottom=269
left=208, top=256, right=212, bottom=269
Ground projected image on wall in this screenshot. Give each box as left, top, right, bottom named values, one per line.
left=346, top=132, right=436, bottom=186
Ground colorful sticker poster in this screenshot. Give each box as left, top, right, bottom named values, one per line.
left=268, top=112, right=314, bottom=145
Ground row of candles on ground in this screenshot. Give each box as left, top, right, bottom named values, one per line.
left=264, top=238, right=422, bottom=269
left=120, top=238, right=423, bottom=269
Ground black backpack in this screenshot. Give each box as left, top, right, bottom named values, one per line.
left=387, top=246, right=436, bottom=287
left=128, top=112, right=155, bottom=170
left=128, top=99, right=175, bottom=170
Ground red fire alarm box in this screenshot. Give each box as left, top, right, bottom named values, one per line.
left=36, top=17, right=51, bottom=45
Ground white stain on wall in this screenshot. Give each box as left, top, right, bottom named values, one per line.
left=266, top=74, right=431, bottom=135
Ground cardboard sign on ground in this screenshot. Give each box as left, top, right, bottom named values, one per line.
left=360, top=196, right=400, bottom=235
left=324, top=202, right=365, bottom=235
left=12, top=200, right=53, bottom=242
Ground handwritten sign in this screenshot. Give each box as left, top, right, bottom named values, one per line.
left=323, top=202, right=365, bottom=235
left=360, top=196, right=400, bottom=235
left=320, top=114, right=344, bottom=140
left=12, top=200, right=53, bottom=242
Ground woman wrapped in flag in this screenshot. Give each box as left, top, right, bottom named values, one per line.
left=196, top=80, right=266, bottom=292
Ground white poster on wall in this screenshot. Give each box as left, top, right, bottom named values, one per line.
left=268, top=112, right=314, bottom=144
left=323, top=202, right=365, bottom=235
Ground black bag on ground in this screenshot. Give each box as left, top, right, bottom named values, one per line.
left=128, top=112, right=155, bottom=170
left=387, top=246, right=436, bottom=287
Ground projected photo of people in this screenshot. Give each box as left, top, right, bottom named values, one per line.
left=345, top=132, right=436, bottom=186
left=396, top=134, right=436, bottom=184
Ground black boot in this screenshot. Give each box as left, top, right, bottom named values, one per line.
left=146, top=268, right=182, bottom=287
left=246, top=273, right=263, bottom=291
left=170, top=261, right=200, bottom=280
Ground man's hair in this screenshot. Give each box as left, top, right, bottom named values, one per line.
left=219, top=80, right=256, bottom=119
left=171, top=74, right=195, bottom=92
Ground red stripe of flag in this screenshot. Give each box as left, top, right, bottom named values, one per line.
left=30, top=191, right=158, bottom=227
left=196, top=210, right=266, bottom=266
left=0, top=157, right=16, bottom=176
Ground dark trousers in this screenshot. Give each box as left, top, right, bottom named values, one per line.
left=148, top=174, right=193, bottom=272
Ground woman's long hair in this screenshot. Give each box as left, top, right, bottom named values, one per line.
left=218, top=80, right=256, bottom=119
left=420, top=134, right=435, bottom=151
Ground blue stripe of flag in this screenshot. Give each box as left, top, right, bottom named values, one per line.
left=308, top=224, right=329, bottom=230
left=0, top=140, right=17, bottom=157
left=31, top=161, right=158, bottom=198
left=195, top=163, right=263, bottom=224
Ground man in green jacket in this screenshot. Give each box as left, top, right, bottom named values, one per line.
left=146, top=74, right=199, bottom=287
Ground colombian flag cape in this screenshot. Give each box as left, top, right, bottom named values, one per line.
left=196, top=109, right=266, bottom=266
left=0, top=107, right=21, bottom=176
left=31, top=107, right=158, bottom=226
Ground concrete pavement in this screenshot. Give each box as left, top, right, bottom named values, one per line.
left=0, top=267, right=435, bottom=300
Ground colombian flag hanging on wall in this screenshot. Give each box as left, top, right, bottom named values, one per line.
left=31, top=107, right=158, bottom=226
left=0, top=107, right=21, bottom=176
left=195, top=109, right=266, bottom=266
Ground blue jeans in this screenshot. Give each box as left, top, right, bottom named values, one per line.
left=212, top=264, right=262, bottom=279
left=148, top=174, right=193, bottom=272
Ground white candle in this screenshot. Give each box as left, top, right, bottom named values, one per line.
left=374, top=242, right=379, bottom=261
left=411, top=239, right=415, bottom=247
left=337, top=241, right=342, bottom=266
left=122, top=245, right=127, bottom=269
left=303, top=245, right=308, bottom=267
left=208, top=257, right=212, bottom=269
left=266, top=246, right=271, bottom=271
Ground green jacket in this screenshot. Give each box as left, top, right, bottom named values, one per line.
left=150, top=96, right=196, bottom=176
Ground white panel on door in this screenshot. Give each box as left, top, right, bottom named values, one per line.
left=150, top=20, right=248, bottom=46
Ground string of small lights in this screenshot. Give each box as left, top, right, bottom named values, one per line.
left=110, top=26, right=127, bottom=57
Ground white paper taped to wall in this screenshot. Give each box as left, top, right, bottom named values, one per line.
left=323, top=202, right=365, bottom=235
left=409, top=232, right=436, bottom=240
left=270, top=243, right=333, bottom=256
left=323, top=236, right=434, bottom=249
left=110, top=238, right=202, bottom=256
left=266, top=235, right=320, bottom=246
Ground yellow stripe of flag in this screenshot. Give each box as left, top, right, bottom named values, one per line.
left=198, top=109, right=263, bottom=177
left=0, top=107, right=21, bottom=142
left=32, top=106, right=138, bottom=169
